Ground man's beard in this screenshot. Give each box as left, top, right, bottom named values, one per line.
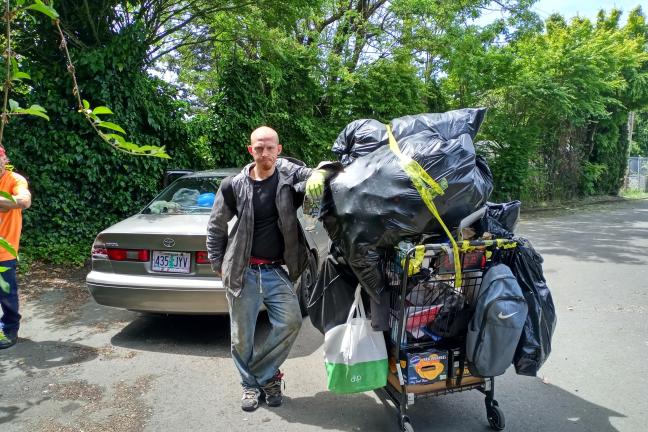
left=258, top=157, right=275, bottom=170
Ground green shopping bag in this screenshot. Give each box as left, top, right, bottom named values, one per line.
left=323, top=285, right=388, bottom=393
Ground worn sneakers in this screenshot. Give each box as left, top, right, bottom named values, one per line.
left=0, top=329, right=17, bottom=349
left=241, top=387, right=261, bottom=412
left=261, top=370, right=284, bottom=407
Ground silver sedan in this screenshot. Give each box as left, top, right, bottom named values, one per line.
left=86, top=167, right=328, bottom=315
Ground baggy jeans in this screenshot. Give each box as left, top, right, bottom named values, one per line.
left=227, top=266, right=302, bottom=388
left=0, top=259, right=20, bottom=338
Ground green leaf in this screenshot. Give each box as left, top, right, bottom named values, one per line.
left=0, top=266, right=9, bottom=272
left=0, top=191, right=15, bottom=203
left=92, top=106, right=113, bottom=115
left=105, top=133, right=125, bottom=144
left=26, top=1, right=60, bottom=19
left=136, top=145, right=157, bottom=152
left=149, top=146, right=171, bottom=159
left=28, top=104, right=46, bottom=112
left=117, top=141, right=140, bottom=152
left=13, top=71, right=31, bottom=80
left=9, top=99, right=19, bottom=111
left=0, top=274, right=8, bottom=294
left=83, top=99, right=90, bottom=110
left=0, top=238, right=17, bottom=258
left=10, top=58, right=19, bottom=76
left=15, top=108, right=50, bottom=120
left=97, top=121, right=126, bottom=134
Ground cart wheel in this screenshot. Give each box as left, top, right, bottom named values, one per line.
left=486, top=403, right=505, bottom=431
left=400, top=415, right=414, bottom=432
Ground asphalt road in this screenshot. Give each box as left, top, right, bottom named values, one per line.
left=1, top=199, right=647, bottom=432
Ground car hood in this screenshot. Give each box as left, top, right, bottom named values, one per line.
left=101, top=213, right=211, bottom=236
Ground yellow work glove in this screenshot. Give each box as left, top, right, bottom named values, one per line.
left=305, top=169, right=326, bottom=201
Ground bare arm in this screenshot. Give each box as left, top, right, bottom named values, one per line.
left=0, top=188, right=31, bottom=212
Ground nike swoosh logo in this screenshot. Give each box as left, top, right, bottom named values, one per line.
left=498, top=311, right=518, bottom=319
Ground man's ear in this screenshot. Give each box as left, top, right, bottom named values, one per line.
left=247, top=145, right=254, bottom=156
left=277, top=144, right=283, bottom=155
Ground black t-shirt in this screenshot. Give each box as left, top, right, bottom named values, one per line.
left=251, top=170, right=284, bottom=260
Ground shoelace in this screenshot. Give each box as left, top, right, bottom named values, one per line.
left=242, top=388, right=259, bottom=400
left=263, top=373, right=285, bottom=396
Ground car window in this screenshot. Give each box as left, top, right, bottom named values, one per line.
left=142, top=176, right=224, bottom=214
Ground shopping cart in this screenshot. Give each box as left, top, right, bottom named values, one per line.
left=376, top=238, right=517, bottom=432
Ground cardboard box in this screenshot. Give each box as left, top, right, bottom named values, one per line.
left=387, top=371, right=484, bottom=395
left=404, top=348, right=448, bottom=385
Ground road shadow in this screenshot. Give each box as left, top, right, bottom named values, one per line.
left=110, top=314, right=231, bottom=357
left=110, top=312, right=322, bottom=359
left=519, top=200, right=648, bottom=266
left=19, top=286, right=137, bottom=336
left=0, top=338, right=98, bottom=374
left=272, top=381, right=625, bottom=432
left=287, top=318, right=323, bottom=360
left=0, top=396, right=49, bottom=426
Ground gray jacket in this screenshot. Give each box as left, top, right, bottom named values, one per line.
left=206, top=158, right=313, bottom=296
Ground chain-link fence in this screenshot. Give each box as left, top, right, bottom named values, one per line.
left=625, top=156, right=648, bottom=191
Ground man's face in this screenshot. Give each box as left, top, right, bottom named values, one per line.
left=248, top=130, right=282, bottom=172
left=0, top=160, right=5, bottom=178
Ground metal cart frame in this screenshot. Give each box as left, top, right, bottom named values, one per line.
left=376, top=239, right=516, bottom=432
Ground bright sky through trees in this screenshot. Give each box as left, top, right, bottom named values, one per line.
left=533, top=0, right=641, bottom=21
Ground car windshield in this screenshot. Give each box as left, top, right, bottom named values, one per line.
left=142, top=176, right=223, bottom=214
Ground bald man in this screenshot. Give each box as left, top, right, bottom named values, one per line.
left=207, top=126, right=328, bottom=411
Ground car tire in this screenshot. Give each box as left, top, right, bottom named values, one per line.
left=297, top=251, right=318, bottom=317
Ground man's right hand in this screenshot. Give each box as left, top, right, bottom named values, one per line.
left=306, top=169, right=326, bottom=201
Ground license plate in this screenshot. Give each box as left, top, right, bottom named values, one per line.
left=152, top=251, right=191, bottom=273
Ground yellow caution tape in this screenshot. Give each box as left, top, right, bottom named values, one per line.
left=387, top=125, right=462, bottom=288
left=402, top=244, right=426, bottom=276
left=496, top=239, right=518, bottom=249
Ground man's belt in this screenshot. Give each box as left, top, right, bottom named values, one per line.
left=249, top=256, right=284, bottom=268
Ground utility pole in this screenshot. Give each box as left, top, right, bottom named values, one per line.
left=628, top=111, right=635, bottom=147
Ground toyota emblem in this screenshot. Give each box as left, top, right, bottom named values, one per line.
left=162, top=238, right=175, bottom=248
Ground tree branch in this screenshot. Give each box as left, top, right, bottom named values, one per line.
left=83, top=0, right=100, bottom=43
left=149, top=35, right=235, bottom=63
left=148, top=1, right=256, bottom=46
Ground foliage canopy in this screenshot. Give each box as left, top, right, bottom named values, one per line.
left=3, top=0, right=648, bottom=264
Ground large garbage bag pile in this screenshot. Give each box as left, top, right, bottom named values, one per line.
left=331, top=119, right=387, bottom=165
left=320, top=108, right=493, bottom=300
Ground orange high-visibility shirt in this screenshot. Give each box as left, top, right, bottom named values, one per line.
left=0, top=171, right=29, bottom=261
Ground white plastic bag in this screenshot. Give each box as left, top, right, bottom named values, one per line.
left=323, top=285, right=388, bottom=393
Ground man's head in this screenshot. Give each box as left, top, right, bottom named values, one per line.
left=248, top=126, right=282, bottom=173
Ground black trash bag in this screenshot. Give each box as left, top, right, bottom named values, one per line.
left=321, top=108, right=493, bottom=301
left=508, top=237, right=557, bottom=376
left=488, top=200, right=521, bottom=232
left=406, top=279, right=470, bottom=339
left=428, top=293, right=471, bottom=339
left=307, top=248, right=359, bottom=334
left=475, top=200, right=522, bottom=239
left=332, top=119, right=387, bottom=166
